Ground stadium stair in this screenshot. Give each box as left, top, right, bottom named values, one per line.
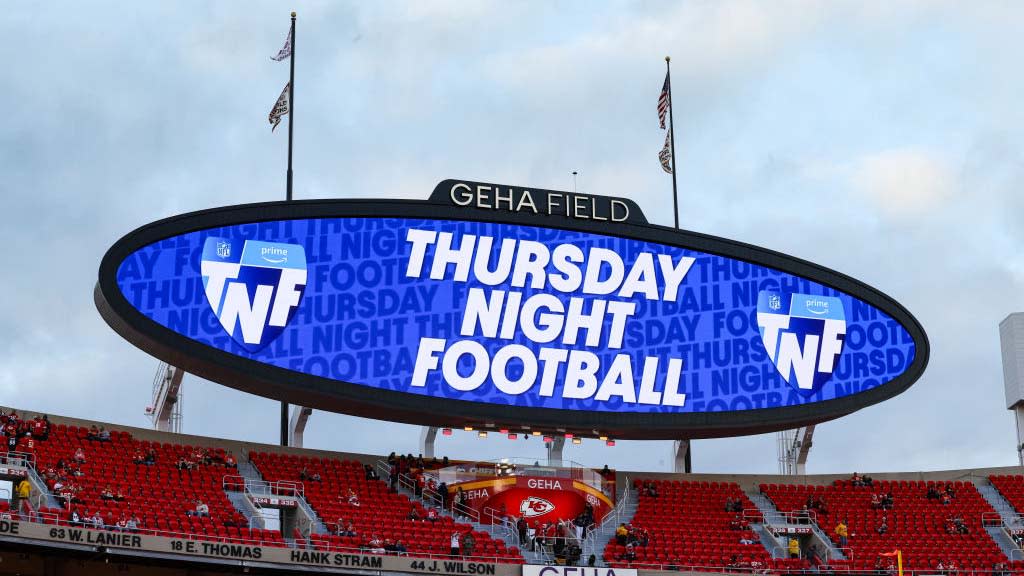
left=222, top=456, right=268, bottom=529
left=747, top=490, right=847, bottom=560
left=978, top=478, right=1024, bottom=557
left=582, top=485, right=638, bottom=566
left=377, top=461, right=547, bottom=564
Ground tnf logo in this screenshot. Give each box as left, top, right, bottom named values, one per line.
left=756, top=291, right=846, bottom=396
left=200, top=237, right=307, bottom=352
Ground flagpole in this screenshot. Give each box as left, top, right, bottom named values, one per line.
left=665, top=56, right=679, bottom=230
left=286, top=11, right=296, bottom=202
left=281, top=11, right=296, bottom=447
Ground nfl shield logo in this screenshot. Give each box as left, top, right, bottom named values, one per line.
left=756, top=291, right=846, bottom=396
left=199, top=237, right=307, bottom=353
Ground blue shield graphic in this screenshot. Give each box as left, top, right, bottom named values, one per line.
left=200, top=237, right=307, bottom=353
left=757, top=291, right=846, bottom=396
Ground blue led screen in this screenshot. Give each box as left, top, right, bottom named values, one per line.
left=115, top=217, right=916, bottom=414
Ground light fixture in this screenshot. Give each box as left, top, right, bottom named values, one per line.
left=508, top=433, right=517, bottom=440
left=564, top=433, right=574, bottom=439
left=464, top=426, right=474, bottom=432
left=532, top=431, right=542, bottom=436
left=499, top=428, right=509, bottom=434
left=543, top=435, right=554, bottom=443
left=442, top=428, right=453, bottom=436
left=606, top=440, right=616, bottom=447
left=572, top=438, right=582, bottom=445
left=478, top=431, right=487, bottom=438
left=599, top=435, right=608, bottom=441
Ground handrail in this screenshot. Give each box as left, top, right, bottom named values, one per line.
left=1, top=451, right=36, bottom=468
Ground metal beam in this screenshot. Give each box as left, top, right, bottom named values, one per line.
left=547, top=437, right=565, bottom=467
left=149, top=363, right=184, bottom=433
left=420, top=426, right=439, bottom=458
left=288, top=406, right=313, bottom=448
left=795, top=425, right=815, bottom=475
left=672, top=440, right=690, bottom=473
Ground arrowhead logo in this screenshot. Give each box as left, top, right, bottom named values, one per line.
left=200, top=237, right=307, bottom=353
left=520, top=496, right=555, bottom=518
left=756, top=291, right=846, bottom=396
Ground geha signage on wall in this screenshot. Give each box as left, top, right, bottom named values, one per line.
left=96, top=179, right=928, bottom=439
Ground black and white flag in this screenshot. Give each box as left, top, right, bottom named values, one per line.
left=271, top=27, right=292, bottom=61
left=659, top=129, right=673, bottom=174
left=269, top=82, right=290, bottom=131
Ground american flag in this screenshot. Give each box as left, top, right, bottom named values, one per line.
left=659, top=129, right=672, bottom=174
left=657, top=72, right=670, bottom=129
left=268, top=82, right=290, bottom=131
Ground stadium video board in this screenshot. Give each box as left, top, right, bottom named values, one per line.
left=96, top=179, right=928, bottom=439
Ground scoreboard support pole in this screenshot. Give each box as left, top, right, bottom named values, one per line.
left=420, top=426, right=439, bottom=459
left=547, top=437, right=565, bottom=467
left=673, top=439, right=691, bottom=473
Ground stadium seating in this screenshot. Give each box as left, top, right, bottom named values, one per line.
left=249, top=451, right=523, bottom=563
left=989, top=475, right=1024, bottom=517
left=761, top=479, right=1008, bottom=572
left=603, top=479, right=784, bottom=572
left=23, top=423, right=283, bottom=546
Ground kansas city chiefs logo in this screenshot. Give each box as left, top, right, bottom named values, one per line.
left=520, top=497, right=555, bottom=518
left=756, top=291, right=846, bottom=396
left=200, top=237, right=307, bottom=353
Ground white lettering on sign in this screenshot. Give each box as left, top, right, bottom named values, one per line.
left=405, top=229, right=693, bottom=408
left=527, top=478, right=563, bottom=490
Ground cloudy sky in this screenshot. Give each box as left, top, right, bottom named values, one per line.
left=2, top=0, right=1023, bottom=475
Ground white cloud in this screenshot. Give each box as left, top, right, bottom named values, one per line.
left=852, top=148, right=955, bottom=217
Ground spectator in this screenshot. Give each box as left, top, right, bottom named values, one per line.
left=927, top=485, right=940, bottom=500
left=144, top=449, right=156, bottom=465
left=364, top=464, right=379, bottom=480
left=851, top=472, right=863, bottom=487
left=941, top=491, right=952, bottom=505
left=787, top=537, right=800, bottom=559
left=347, top=489, right=360, bottom=507
left=93, top=512, right=105, bottom=530
left=100, top=486, right=115, bottom=501
left=462, top=531, right=475, bottom=557
left=944, top=483, right=956, bottom=499
left=12, top=478, right=30, bottom=513
left=449, top=531, right=461, bottom=557
left=73, top=447, right=86, bottom=463
left=97, top=427, right=111, bottom=442
left=807, top=544, right=820, bottom=566
left=621, top=543, right=637, bottom=562
left=393, top=540, right=407, bottom=554
left=438, top=481, right=449, bottom=509
left=426, top=508, right=439, bottom=523
left=70, top=509, right=82, bottom=527
left=365, top=534, right=385, bottom=554
left=86, top=425, right=100, bottom=441
left=407, top=508, right=421, bottom=522
left=343, top=522, right=357, bottom=537
left=834, top=520, right=848, bottom=548
left=187, top=500, right=209, bottom=517
left=125, top=516, right=139, bottom=533
left=724, top=497, right=736, bottom=512
left=877, top=516, right=888, bottom=535
left=224, top=453, right=236, bottom=468
left=870, top=493, right=881, bottom=509
left=517, top=516, right=528, bottom=544
left=310, top=471, right=321, bottom=482
left=615, top=523, right=628, bottom=544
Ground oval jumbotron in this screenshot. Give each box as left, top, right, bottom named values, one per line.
left=95, top=179, right=929, bottom=440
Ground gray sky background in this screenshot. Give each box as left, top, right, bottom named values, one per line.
left=2, top=0, right=1022, bottom=474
